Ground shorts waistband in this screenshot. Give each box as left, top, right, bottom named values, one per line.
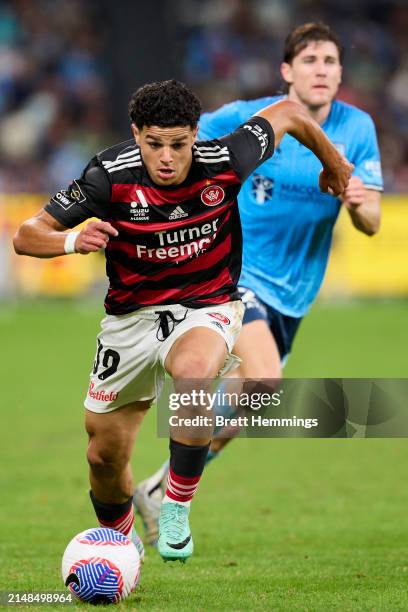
left=110, top=304, right=190, bottom=321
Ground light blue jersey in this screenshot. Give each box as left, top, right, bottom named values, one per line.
left=199, top=96, right=383, bottom=317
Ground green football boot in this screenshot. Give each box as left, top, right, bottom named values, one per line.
left=157, top=503, right=193, bottom=562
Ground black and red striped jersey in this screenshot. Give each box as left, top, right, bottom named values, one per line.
left=45, top=117, right=274, bottom=314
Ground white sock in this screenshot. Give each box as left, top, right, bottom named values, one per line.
left=162, top=494, right=191, bottom=508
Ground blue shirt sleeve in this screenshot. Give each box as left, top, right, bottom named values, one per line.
left=199, top=101, right=244, bottom=140
left=351, top=113, right=383, bottom=191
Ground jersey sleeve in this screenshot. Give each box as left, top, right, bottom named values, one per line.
left=351, top=114, right=383, bottom=191
left=44, top=158, right=111, bottom=228
left=199, top=101, right=244, bottom=140
left=219, top=116, right=275, bottom=182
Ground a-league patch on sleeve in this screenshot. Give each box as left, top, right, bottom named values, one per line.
left=51, top=180, right=86, bottom=211
left=363, top=160, right=382, bottom=179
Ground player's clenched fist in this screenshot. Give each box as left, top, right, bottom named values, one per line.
left=319, top=157, right=354, bottom=197
left=341, top=176, right=366, bottom=208
left=75, top=221, right=119, bottom=254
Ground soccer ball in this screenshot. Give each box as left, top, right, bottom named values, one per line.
left=62, top=528, right=141, bottom=605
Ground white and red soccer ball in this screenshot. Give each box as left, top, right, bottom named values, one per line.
left=62, top=528, right=141, bottom=605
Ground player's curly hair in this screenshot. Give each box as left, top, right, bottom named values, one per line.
left=129, top=79, right=202, bottom=129
left=283, top=22, right=344, bottom=64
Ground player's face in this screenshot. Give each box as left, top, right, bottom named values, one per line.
left=281, top=41, right=342, bottom=110
left=132, top=125, right=198, bottom=186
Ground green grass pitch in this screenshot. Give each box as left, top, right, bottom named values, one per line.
left=1, top=300, right=407, bottom=611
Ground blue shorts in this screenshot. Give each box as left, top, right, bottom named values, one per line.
left=238, top=286, right=302, bottom=362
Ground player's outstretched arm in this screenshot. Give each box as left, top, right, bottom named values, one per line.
left=255, top=100, right=353, bottom=196
left=13, top=209, right=118, bottom=258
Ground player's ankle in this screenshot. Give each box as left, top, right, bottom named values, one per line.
left=162, top=495, right=191, bottom=507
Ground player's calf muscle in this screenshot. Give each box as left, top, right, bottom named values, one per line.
left=85, top=405, right=146, bottom=473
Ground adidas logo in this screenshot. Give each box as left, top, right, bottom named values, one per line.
left=169, top=206, right=188, bottom=220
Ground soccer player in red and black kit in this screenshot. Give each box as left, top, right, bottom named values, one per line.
left=14, top=80, right=352, bottom=563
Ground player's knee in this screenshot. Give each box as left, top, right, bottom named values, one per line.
left=87, top=442, right=130, bottom=475
left=169, top=352, right=217, bottom=379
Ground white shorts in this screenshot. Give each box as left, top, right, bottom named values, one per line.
left=84, top=301, right=244, bottom=413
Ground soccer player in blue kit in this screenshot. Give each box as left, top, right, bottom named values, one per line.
left=134, top=23, right=383, bottom=546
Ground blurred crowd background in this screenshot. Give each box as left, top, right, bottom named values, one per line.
left=0, top=0, right=407, bottom=300
left=0, top=0, right=110, bottom=193
left=1, top=0, right=408, bottom=193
